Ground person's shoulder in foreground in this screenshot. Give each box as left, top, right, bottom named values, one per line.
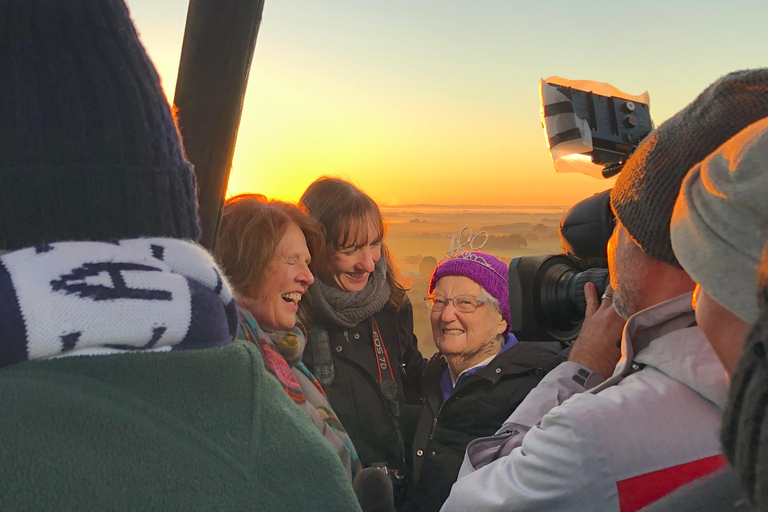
left=0, top=0, right=361, bottom=509
left=0, top=339, right=360, bottom=511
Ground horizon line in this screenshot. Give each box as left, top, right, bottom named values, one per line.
left=379, top=204, right=571, bottom=208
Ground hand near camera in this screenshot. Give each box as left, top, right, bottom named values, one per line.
left=567, top=282, right=626, bottom=379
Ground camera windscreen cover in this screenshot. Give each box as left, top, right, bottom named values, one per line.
left=558, top=189, right=614, bottom=262
left=540, top=76, right=651, bottom=179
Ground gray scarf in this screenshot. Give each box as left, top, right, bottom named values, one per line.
left=309, top=258, right=391, bottom=328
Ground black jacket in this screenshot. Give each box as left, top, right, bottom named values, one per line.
left=404, top=340, right=568, bottom=512
left=304, top=300, right=426, bottom=478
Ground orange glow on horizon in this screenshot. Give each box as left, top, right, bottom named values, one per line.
left=130, top=0, right=768, bottom=212
left=225, top=161, right=614, bottom=208
left=223, top=68, right=615, bottom=208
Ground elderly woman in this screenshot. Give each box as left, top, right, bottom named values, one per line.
left=215, top=193, right=361, bottom=481
left=404, top=251, right=567, bottom=512
left=300, top=177, right=426, bottom=503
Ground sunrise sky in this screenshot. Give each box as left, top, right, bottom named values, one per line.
left=127, top=0, right=767, bottom=207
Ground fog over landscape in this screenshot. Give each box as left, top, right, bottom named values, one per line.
left=383, top=205, right=565, bottom=356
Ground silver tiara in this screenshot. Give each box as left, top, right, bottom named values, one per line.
left=440, top=227, right=507, bottom=283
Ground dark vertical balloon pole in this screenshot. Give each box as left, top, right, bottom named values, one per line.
left=173, top=0, right=266, bottom=251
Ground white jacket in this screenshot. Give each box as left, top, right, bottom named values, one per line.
left=442, top=293, right=730, bottom=512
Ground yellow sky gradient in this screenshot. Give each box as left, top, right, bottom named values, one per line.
left=225, top=50, right=614, bottom=206
left=128, top=0, right=767, bottom=208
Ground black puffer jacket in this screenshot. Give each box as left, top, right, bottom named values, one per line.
left=404, top=340, right=568, bottom=512
left=304, top=300, right=426, bottom=482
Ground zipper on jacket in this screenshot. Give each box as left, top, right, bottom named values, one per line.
left=427, top=382, right=473, bottom=440
left=343, top=329, right=350, bottom=343
left=429, top=396, right=454, bottom=440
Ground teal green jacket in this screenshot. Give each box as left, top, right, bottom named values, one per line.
left=0, top=340, right=361, bottom=511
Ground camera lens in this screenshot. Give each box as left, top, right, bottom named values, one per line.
left=571, top=268, right=610, bottom=313
left=538, top=264, right=609, bottom=338
left=508, top=255, right=610, bottom=342
left=539, top=265, right=609, bottom=317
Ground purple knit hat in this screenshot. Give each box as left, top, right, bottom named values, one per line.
left=428, top=251, right=511, bottom=335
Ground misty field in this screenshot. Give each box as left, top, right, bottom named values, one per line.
left=382, top=205, right=566, bottom=357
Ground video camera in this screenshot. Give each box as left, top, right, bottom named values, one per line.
left=509, top=78, right=653, bottom=341
left=509, top=190, right=613, bottom=341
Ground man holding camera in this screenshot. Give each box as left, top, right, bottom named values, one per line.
left=441, top=68, right=768, bottom=512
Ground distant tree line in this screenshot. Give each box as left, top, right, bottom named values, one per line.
left=481, top=222, right=550, bottom=235
left=484, top=234, right=527, bottom=250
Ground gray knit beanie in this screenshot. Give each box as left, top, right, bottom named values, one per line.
left=611, top=69, right=768, bottom=266
left=721, top=241, right=768, bottom=508
left=672, top=116, right=768, bottom=325
left=0, top=0, right=201, bottom=250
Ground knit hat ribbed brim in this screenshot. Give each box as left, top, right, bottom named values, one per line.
left=672, top=116, right=768, bottom=324
left=0, top=0, right=200, bottom=250
left=610, top=68, right=768, bottom=267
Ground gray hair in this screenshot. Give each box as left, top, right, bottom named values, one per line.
left=479, top=286, right=502, bottom=316
left=479, top=286, right=506, bottom=346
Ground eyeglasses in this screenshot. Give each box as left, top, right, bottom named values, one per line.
left=424, top=295, right=487, bottom=313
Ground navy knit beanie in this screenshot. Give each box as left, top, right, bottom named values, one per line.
left=610, top=68, right=768, bottom=267
left=0, top=0, right=201, bottom=250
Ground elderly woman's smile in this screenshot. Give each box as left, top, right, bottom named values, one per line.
left=410, top=250, right=567, bottom=510
left=430, top=275, right=507, bottom=380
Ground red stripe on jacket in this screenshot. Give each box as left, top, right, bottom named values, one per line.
left=616, top=454, right=727, bottom=512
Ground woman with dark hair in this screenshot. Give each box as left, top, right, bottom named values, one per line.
left=300, top=177, right=426, bottom=501
left=216, top=193, right=361, bottom=481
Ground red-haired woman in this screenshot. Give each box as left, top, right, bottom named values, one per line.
left=216, top=193, right=361, bottom=481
